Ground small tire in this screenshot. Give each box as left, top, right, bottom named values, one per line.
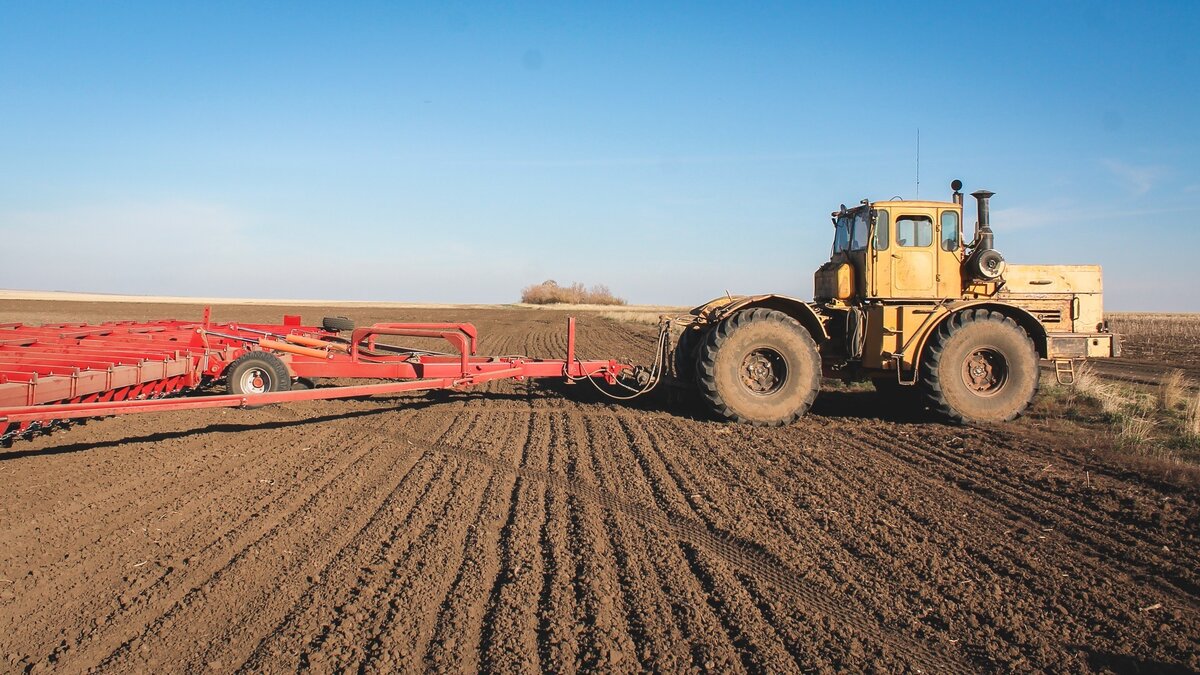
left=226, top=352, right=292, bottom=396
left=697, top=308, right=821, bottom=426
left=322, top=316, right=355, bottom=332
left=920, top=309, right=1039, bottom=423
left=291, top=377, right=316, bottom=390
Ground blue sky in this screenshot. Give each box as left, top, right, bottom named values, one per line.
left=1, top=1, right=1196, bottom=309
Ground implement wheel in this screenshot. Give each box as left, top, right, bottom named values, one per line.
left=920, top=309, right=1039, bottom=423
left=226, top=352, right=292, bottom=396
left=697, top=308, right=821, bottom=426
left=322, top=316, right=355, bottom=332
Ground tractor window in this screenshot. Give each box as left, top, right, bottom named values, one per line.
left=872, top=210, right=889, bottom=250
left=850, top=211, right=870, bottom=250
left=832, top=216, right=851, bottom=253
left=896, top=216, right=932, bottom=247
left=941, top=211, right=960, bottom=251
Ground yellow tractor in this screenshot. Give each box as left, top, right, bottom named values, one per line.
left=673, top=180, right=1119, bottom=425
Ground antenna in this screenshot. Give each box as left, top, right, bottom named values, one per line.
left=915, top=128, right=920, bottom=199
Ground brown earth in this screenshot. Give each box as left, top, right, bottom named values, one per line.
left=1, top=300, right=1198, bottom=674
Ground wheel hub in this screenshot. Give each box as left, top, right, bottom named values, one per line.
left=241, top=368, right=269, bottom=394
left=741, top=348, right=787, bottom=395
left=961, top=348, right=1008, bottom=395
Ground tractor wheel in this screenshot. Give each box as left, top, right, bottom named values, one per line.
left=697, top=308, right=821, bottom=426
left=322, top=316, right=355, bottom=332
left=920, top=309, right=1039, bottom=424
left=672, top=324, right=703, bottom=382
left=226, top=352, right=292, bottom=396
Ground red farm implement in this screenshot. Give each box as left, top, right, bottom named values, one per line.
left=0, top=309, right=666, bottom=445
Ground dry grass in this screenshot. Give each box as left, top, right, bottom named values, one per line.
left=512, top=302, right=686, bottom=313
left=520, top=280, right=627, bottom=306
left=1052, top=362, right=1199, bottom=464
left=1118, top=412, right=1159, bottom=449
left=1188, top=393, right=1200, bottom=439
left=598, top=311, right=666, bottom=325
left=1159, top=369, right=1188, bottom=411
left=1070, top=362, right=1126, bottom=414
left=1030, top=312, right=1200, bottom=471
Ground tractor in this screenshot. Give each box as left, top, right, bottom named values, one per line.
left=671, top=180, right=1119, bottom=425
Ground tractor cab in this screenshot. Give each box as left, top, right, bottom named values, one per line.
left=815, top=195, right=966, bottom=303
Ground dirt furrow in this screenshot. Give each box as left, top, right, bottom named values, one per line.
left=534, top=414, right=579, bottom=672
left=240, top=410, right=492, bottom=670
left=4, top=423, right=392, bottom=671
left=852, top=425, right=1198, bottom=599
left=586, top=412, right=789, bottom=672
left=1, top=421, right=361, bottom=632
left=312, top=460, right=481, bottom=671
left=234, top=446, right=454, bottom=671
left=352, top=411, right=540, bottom=672
left=418, top=466, right=512, bottom=673
left=476, top=408, right=547, bottom=673
left=411, top=424, right=968, bottom=672
left=0, top=408, right=337, bottom=557
left=76, top=416, right=453, bottom=673
left=635, top=416, right=950, bottom=670
left=830, top=427, right=1200, bottom=669
left=559, top=415, right=639, bottom=671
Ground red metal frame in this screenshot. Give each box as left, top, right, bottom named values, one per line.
left=0, top=311, right=629, bottom=440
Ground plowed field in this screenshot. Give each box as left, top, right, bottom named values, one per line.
left=1, top=301, right=1197, bottom=674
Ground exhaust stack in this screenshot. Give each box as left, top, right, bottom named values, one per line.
left=972, top=189, right=995, bottom=251
left=965, top=189, right=1005, bottom=281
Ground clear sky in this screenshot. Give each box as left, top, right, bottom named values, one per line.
left=1, top=1, right=1196, bottom=310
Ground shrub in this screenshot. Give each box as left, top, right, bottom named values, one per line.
left=520, top=280, right=627, bottom=306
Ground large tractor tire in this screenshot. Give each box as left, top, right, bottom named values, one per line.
left=920, top=309, right=1039, bottom=424
left=697, top=308, right=821, bottom=426
left=226, top=352, right=292, bottom=396
left=671, top=324, right=703, bottom=382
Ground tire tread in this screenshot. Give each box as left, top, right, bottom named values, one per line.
left=920, top=309, right=1038, bottom=423
left=696, top=308, right=821, bottom=426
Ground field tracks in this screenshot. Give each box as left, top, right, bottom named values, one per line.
left=375, top=414, right=971, bottom=673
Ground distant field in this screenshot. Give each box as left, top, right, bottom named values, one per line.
left=1107, top=312, right=1200, bottom=367
left=0, top=289, right=687, bottom=315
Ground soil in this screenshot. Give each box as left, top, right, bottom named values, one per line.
left=1, top=301, right=1197, bottom=674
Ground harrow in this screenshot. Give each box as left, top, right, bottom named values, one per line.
left=0, top=309, right=664, bottom=445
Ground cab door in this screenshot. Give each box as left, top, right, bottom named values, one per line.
left=869, top=208, right=891, bottom=297
left=936, top=207, right=964, bottom=297
left=846, top=208, right=872, bottom=297
left=890, top=210, right=937, bottom=297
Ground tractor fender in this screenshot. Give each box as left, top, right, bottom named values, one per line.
left=910, top=301, right=1049, bottom=370
left=691, top=294, right=829, bottom=343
